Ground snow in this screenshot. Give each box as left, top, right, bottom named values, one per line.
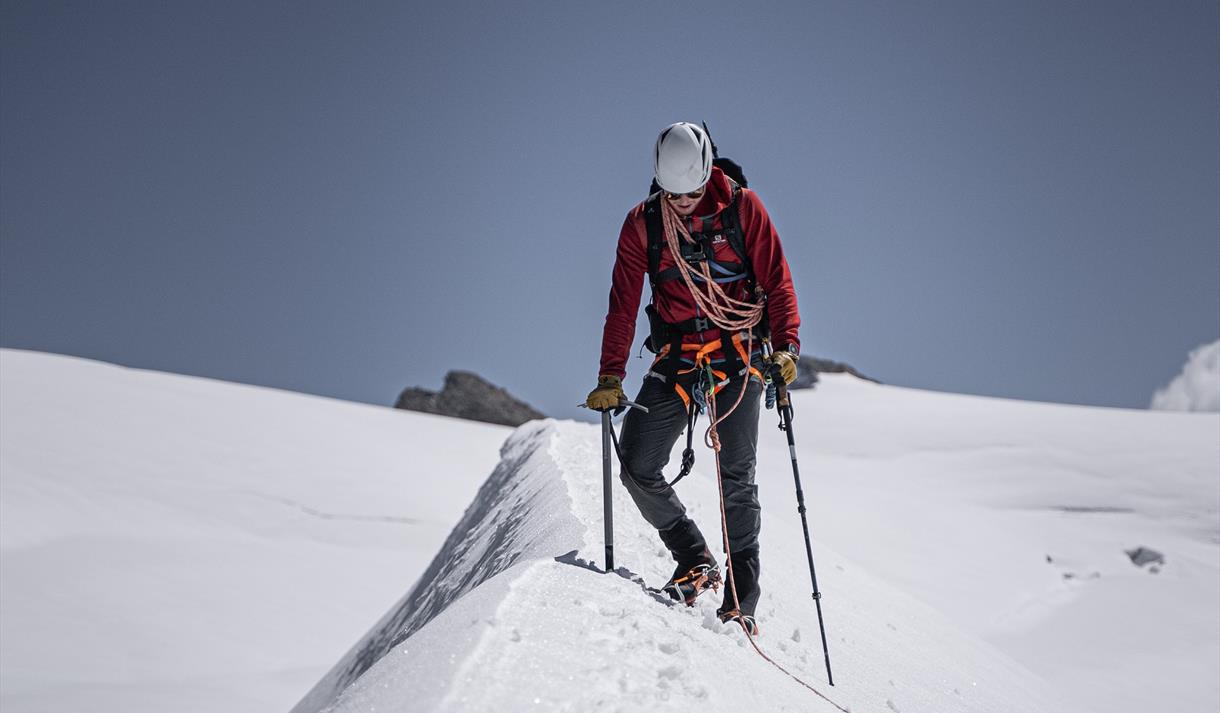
left=0, top=349, right=509, bottom=713
left=1151, top=339, right=1220, bottom=412
left=2, top=348, right=1217, bottom=713
left=296, top=377, right=1217, bottom=713
left=299, top=421, right=1069, bottom=713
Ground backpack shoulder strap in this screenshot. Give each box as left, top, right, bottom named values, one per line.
left=643, top=193, right=664, bottom=289
left=721, top=182, right=753, bottom=286
left=647, top=182, right=754, bottom=290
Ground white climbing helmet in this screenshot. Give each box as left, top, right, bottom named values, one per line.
left=653, top=122, right=713, bottom=194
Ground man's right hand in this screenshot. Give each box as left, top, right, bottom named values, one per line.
left=585, top=375, right=624, bottom=411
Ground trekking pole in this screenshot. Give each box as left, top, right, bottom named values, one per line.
left=766, top=346, right=836, bottom=686
left=588, top=399, right=648, bottom=572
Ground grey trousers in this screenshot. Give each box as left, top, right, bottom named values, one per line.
left=618, top=372, right=764, bottom=555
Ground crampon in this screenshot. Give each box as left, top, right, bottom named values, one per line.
left=717, top=608, right=759, bottom=635
left=662, top=563, right=721, bottom=606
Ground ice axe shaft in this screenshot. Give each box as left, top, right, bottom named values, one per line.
left=596, top=399, right=648, bottom=572
left=600, top=409, right=614, bottom=570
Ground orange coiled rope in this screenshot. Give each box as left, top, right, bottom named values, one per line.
left=660, top=197, right=764, bottom=333
left=660, top=197, right=762, bottom=433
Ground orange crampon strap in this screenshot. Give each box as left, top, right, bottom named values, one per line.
left=664, top=564, right=723, bottom=607
left=672, top=563, right=721, bottom=588
left=718, top=609, right=760, bottom=635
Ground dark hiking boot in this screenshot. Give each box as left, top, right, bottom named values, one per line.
left=658, top=518, right=714, bottom=574
left=717, top=609, right=759, bottom=635
left=717, top=549, right=761, bottom=620
left=658, top=519, right=719, bottom=605
left=663, top=562, right=722, bottom=606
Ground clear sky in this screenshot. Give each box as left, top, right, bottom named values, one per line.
left=2, top=1, right=1217, bottom=421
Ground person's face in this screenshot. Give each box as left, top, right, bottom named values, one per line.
left=665, top=185, right=706, bottom=216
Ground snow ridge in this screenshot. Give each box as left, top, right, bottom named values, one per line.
left=294, top=417, right=1075, bottom=713
left=292, top=421, right=583, bottom=713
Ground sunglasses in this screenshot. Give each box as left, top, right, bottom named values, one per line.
left=664, top=186, right=706, bottom=202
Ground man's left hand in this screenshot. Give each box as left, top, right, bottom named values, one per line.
left=770, top=350, right=798, bottom=385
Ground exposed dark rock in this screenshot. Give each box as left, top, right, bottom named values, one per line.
left=789, top=356, right=881, bottom=390
left=395, top=371, right=545, bottom=427
left=1125, top=546, right=1165, bottom=569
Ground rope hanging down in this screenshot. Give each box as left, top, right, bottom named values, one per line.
left=706, top=389, right=848, bottom=712
left=663, top=198, right=847, bottom=711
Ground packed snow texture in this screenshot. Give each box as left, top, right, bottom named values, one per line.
left=297, top=421, right=1074, bottom=713
left=298, top=375, right=1219, bottom=712
left=1151, top=339, right=1220, bottom=412
left=0, top=349, right=509, bottom=713
left=2, top=348, right=1217, bottom=713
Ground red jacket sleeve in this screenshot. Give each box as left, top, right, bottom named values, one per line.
left=739, top=189, right=801, bottom=353
left=598, top=207, right=648, bottom=378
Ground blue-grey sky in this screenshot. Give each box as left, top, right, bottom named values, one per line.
left=2, top=1, right=1217, bottom=421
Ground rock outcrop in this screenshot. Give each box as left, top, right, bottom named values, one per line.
left=790, top=356, right=880, bottom=390
left=395, top=371, right=544, bottom=427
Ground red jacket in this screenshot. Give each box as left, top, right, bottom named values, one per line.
left=599, top=166, right=801, bottom=378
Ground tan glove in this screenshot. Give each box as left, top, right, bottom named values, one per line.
left=585, top=375, right=625, bottom=411
left=770, top=350, right=798, bottom=385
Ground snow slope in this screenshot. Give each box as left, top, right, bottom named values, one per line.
left=2, top=349, right=1216, bottom=713
left=0, top=349, right=510, bottom=713
left=295, top=377, right=1218, bottom=713
left=795, top=378, right=1219, bottom=713
left=295, top=420, right=1074, bottom=713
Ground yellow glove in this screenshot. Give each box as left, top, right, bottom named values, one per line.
left=585, top=375, right=625, bottom=411
left=770, top=350, right=798, bottom=385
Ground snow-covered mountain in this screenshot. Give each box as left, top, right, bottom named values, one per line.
left=1, top=348, right=1216, bottom=713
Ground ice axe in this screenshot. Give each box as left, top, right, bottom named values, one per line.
left=579, top=398, right=649, bottom=572
left=599, top=399, right=648, bottom=571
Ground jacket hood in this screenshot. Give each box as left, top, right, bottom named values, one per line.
left=695, top=165, right=735, bottom=216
